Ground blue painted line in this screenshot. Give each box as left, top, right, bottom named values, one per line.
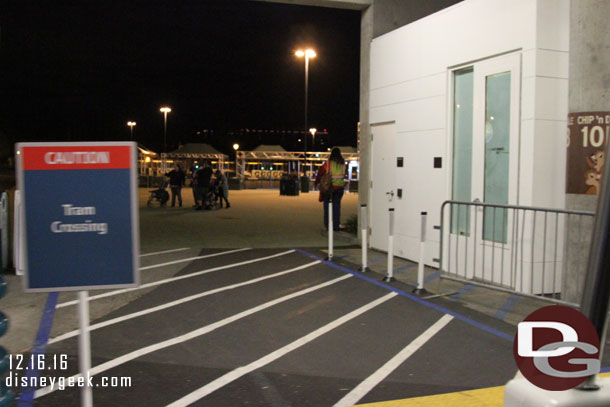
left=447, top=284, right=475, bottom=302
left=393, top=263, right=416, bottom=273
left=494, top=294, right=521, bottom=321
left=601, top=366, right=610, bottom=373
left=424, top=271, right=440, bottom=284
left=17, top=292, right=59, bottom=407
left=368, top=256, right=384, bottom=264
left=293, top=248, right=513, bottom=342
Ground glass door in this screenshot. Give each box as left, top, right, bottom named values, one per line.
left=471, top=53, right=521, bottom=286
left=447, top=53, right=521, bottom=287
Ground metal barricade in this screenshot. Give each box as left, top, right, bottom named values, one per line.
left=436, top=200, right=594, bottom=306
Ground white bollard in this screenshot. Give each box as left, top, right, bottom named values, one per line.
left=383, top=208, right=395, bottom=282
left=327, top=197, right=333, bottom=261
left=359, top=204, right=370, bottom=272
left=413, top=211, right=429, bottom=295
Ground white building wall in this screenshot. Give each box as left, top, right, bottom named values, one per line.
left=368, top=0, right=569, bottom=265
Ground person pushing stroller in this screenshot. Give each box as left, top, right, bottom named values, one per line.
left=194, top=162, right=213, bottom=210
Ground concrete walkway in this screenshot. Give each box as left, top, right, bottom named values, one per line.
left=139, top=188, right=360, bottom=251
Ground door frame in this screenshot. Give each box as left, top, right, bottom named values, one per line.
left=369, top=121, right=396, bottom=252
left=444, top=51, right=522, bottom=287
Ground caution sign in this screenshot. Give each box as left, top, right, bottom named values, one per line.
left=566, top=112, right=609, bottom=194
left=16, top=142, right=140, bottom=292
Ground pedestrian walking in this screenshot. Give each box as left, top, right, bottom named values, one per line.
left=215, top=170, right=231, bottom=208
left=166, top=164, right=186, bottom=207
left=315, top=147, right=346, bottom=231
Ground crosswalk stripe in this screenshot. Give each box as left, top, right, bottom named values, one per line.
left=56, top=249, right=290, bottom=309
left=35, top=274, right=353, bottom=399
left=334, top=314, right=454, bottom=407
left=140, top=248, right=190, bottom=257
left=165, top=293, right=398, bottom=407
left=49, top=260, right=321, bottom=344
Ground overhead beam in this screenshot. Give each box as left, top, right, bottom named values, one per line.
left=250, top=0, right=372, bottom=11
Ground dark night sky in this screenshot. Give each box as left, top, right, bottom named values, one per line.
left=0, top=0, right=361, bottom=154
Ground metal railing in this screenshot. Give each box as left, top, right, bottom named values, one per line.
left=436, top=200, right=595, bottom=306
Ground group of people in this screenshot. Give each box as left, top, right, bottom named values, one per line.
left=165, top=162, right=231, bottom=210
left=163, top=146, right=347, bottom=231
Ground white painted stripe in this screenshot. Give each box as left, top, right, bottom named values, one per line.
left=55, top=249, right=291, bottom=309
left=49, top=260, right=321, bottom=344
left=140, top=247, right=251, bottom=270
left=165, top=292, right=398, bottom=407
left=35, top=274, right=353, bottom=399
left=140, top=248, right=190, bottom=257
left=333, top=314, right=454, bottom=407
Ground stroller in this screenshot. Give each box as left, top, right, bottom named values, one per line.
left=147, top=181, right=170, bottom=208
left=202, top=181, right=222, bottom=210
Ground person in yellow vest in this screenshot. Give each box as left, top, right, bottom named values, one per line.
left=315, top=147, right=346, bottom=231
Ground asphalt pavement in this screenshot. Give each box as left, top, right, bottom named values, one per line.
left=3, top=187, right=605, bottom=406
left=28, top=247, right=518, bottom=407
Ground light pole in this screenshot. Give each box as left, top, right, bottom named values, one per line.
left=295, top=49, right=316, bottom=176
left=127, top=121, right=136, bottom=141
left=309, top=128, right=317, bottom=150
left=233, top=143, right=239, bottom=176
left=309, top=128, right=317, bottom=179
left=160, top=107, right=171, bottom=152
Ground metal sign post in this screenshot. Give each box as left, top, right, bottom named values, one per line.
left=0, top=192, right=7, bottom=271
left=78, top=291, right=93, bottom=407
left=16, top=142, right=140, bottom=406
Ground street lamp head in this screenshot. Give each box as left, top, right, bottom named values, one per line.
left=309, top=128, right=317, bottom=136
left=233, top=143, right=239, bottom=151
left=295, top=49, right=316, bottom=59
left=160, top=107, right=172, bottom=113
left=127, top=121, right=136, bottom=127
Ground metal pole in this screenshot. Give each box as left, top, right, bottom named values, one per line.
left=78, top=291, right=93, bottom=407
left=304, top=55, right=309, bottom=157
left=327, top=196, right=333, bottom=261
left=359, top=204, right=370, bottom=272
left=414, top=211, right=428, bottom=295
left=580, top=140, right=610, bottom=389
left=383, top=208, right=396, bottom=282
left=163, top=111, right=168, bottom=153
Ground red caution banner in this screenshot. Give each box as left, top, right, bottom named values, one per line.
left=22, top=145, right=132, bottom=170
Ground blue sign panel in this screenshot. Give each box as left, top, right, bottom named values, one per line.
left=16, top=142, right=140, bottom=292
